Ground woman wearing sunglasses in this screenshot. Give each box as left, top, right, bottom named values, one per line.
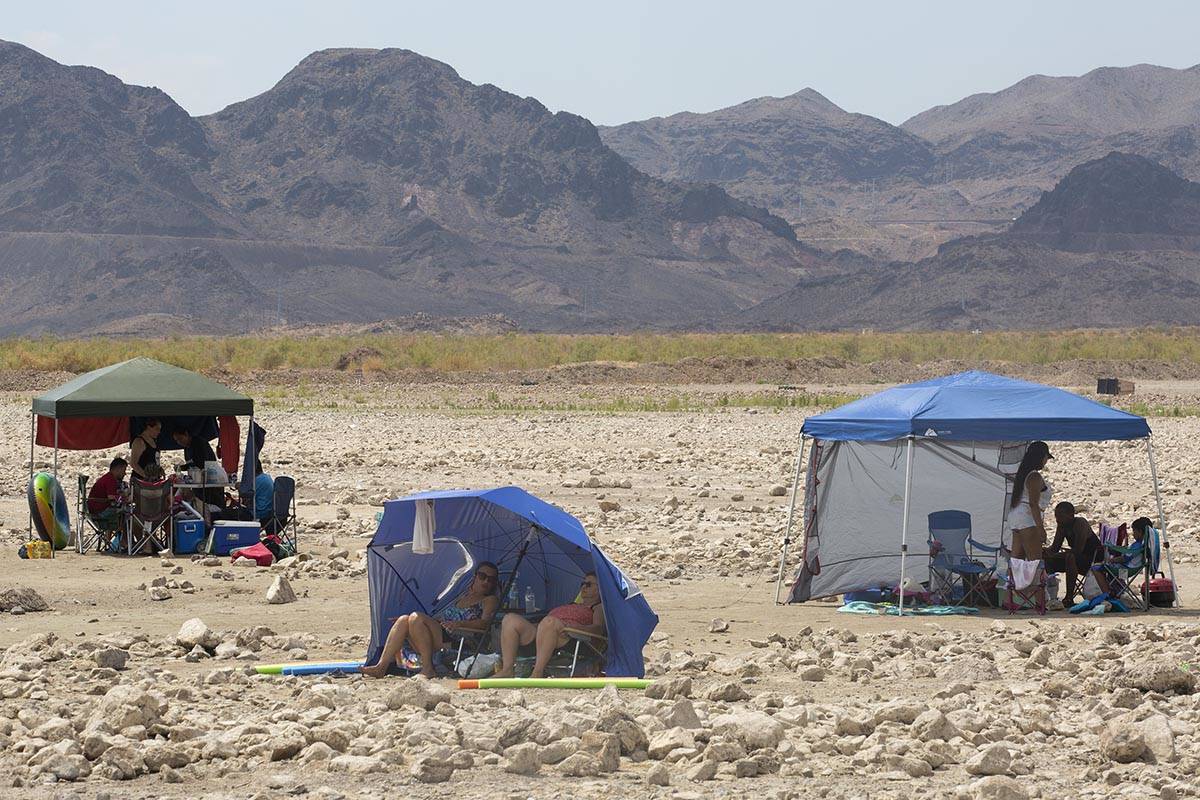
left=362, top=561, right=500, bottom=678
left=494, top=571, right=606, bottom=679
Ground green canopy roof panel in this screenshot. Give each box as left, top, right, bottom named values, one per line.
left=32, top=358, right=253, bottom=418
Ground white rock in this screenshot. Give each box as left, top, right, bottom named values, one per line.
left=966, top=743, right=1013, bottom=776
left=386, top=677, right=450, bottom=711
left=148, top=586, right=172, bottom=601
left=1100, top=723, right=1146, bottom=763
left=93, top=685, right=168, bottom=730
left=177, top=618, right=220, bottom=650
left=711, top=711, right=785, bottom=750
left=503, top=742, right=540, bottom=775
left=330, top=754, right=385, bottom=774
left=658, top=698, right=702, bottom=730
left=1136, top=715, right=1175, bottom=763
left=647, top=726, right=695, bottom=760
left=93, top=648, right=128, bottom=671
left=266, top=575, right=298, bottom=604
left=971, top=775, right=1029, bottom=800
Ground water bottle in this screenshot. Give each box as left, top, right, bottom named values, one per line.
left=507, top=582, right=518, bottom=609
left=524, top=586, right=536, bottom=613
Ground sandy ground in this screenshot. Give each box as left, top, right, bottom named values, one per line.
left=0, top=376, right=1198, bottom=799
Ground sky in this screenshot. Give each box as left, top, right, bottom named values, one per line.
left=8, top=1, right=1200, bottom=125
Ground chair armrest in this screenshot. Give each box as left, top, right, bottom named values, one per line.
left=562, top=626, right=608, bottom=643
left=967, top=540, right=1001, bottom=553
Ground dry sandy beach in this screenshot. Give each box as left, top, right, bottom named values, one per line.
left=0, top=374, right=1198, bottom=799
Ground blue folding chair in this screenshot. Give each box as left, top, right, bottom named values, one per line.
left=928, top=510, right=1000, bottom=607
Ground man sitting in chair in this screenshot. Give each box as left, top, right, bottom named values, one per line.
left=87, top=457, right=128, bottom=532
left=1044, top=501, right=1109, bottom=606
left=494, top=571, right=606, bottom=679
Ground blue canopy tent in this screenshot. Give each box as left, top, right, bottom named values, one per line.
left=367, top=487, right=659, bottom=676
left=774, top=371, right=1177, bottom=609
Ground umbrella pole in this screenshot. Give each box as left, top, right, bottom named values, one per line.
left=774, top=432, right=808, bottom=605
left=469, top=529, right=540, bottom=666
left=1146, top=438, right=1180, bottom=608
left=898, top=437, right=915, bottom=617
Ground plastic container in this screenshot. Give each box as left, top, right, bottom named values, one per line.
left=174, top=519, right=206, bottom=554
left=210, top=521, right=261, bottom=555
left=524, top=586, right=536, bottom=613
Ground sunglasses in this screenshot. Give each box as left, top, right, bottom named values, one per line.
left=580, top=580, right=597, bottom=588
left=476, top=571, right=498, bottom=582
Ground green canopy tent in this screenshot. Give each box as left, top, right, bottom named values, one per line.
left=29, top=358, right=257, bottom=548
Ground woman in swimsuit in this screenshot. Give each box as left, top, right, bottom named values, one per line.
left=1008, top=441, right=1053, bottom=560
left=494, top=571, right=606, bottom=679
left=130, top=419, right=163, bottom=480
left=362, top=561, right=499, bottom=678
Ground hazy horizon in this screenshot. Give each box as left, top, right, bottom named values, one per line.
left=9, top=0, right=1200, bottom=126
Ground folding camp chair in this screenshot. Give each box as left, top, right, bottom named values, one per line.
left=266, top=475, right=298, bottom=553
left=75, top=475, right=123, bottom=554
left=1003, top=557, right=1047, bottom=615
left=1103, top=527, right=1159, bottom=611
left=127, top=478, right=173, bottom=555
left=548, top=628, right=608, bottom=677
left=927, top=511, right=999, bottom=606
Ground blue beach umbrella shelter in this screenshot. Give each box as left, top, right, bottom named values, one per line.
left=366, top=487, right=659, bottom=677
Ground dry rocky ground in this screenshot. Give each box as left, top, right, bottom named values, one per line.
left=0, top=376, right=1198, bottom=799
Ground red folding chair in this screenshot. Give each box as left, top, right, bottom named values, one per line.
left=1003, top=558, right=1047, bottom=615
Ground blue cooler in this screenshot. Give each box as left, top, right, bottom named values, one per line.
left=210, top=521, right=262, bottom=555
left=174, top=519, right=207, bottom=555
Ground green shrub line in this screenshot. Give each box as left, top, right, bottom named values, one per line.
left=4, top=329, right=1200, bottom=374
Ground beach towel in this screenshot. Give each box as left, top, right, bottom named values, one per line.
left=837, top=601, right=979, bottom=616
left=1008, top=558, right=1041, bottom=590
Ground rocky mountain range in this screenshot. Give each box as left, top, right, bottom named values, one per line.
left=602, top=63, right=1200, bottom=260
left=0, top=41, right=815, bottom=335
left=3, top=40, right=1200, bottom=334
left=735, top=152, right=1200, bottom=330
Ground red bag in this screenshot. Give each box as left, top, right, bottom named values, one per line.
left=230, top=541, right=274, bottom=567
left=1146, top=575, right=1175, bottom=608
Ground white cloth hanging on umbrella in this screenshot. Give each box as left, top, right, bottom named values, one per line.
left=413, top=499, right=435, bottom=555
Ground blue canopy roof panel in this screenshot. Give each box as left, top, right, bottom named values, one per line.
left=802, top=370, right=1150, bottom=442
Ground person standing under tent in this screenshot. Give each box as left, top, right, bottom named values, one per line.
left=129, top=419, right=163, bottom=480
left=1008, top=441, right=1053, bottom=560
left=172, top=428, right=217, bottom=470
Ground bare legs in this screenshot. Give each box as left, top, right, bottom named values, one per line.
left=494, top=614, right=536, bottom=678
left=361, top=612, right=445, bottom=678
left=361, top=614, right=412, bottom=678
left=532, top=616, right=566, bottom=678
left=494, top=614, right=567, bottom=678
left=407, top=612, right=444, bottom=678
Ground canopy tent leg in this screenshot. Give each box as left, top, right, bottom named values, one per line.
left=250, top=415, right=256, bottom=517
left=52, top=418, right=59, bottom=559
left=27, top=412, right=34, bottom=540
left=774, top=433, right=808, bottom=605
left=897, top=437, right=915, bottom=617
left=1146, top=438, right=1180, bottom=608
